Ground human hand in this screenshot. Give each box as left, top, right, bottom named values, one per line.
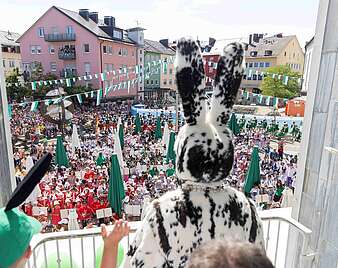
left=101, top=220, right=130, bottom=250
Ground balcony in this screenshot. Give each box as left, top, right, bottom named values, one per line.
left=44, top=33, right=76, bottom=42
left=25, top=208, right=314, bottom=268
left=58, top=49, right=76, bottom=60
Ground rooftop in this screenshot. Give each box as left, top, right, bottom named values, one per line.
left=144, top=39, right=175, bottom=55
left=245, top=34, right=295, bottom=58
left=49, top=6, right=134, bottom=44
left=0, top=30, right=20, bottom=46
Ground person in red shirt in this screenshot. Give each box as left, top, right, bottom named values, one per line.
left=77, top=200, right=94, bottom=227
left=64, top=199, right=74, bottom=209
left=51, top=201, right=61, bottom=226
left=24, top=202, right=33, bottom=216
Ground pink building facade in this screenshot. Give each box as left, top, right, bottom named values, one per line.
left=18, top=6, right=144, bottom=98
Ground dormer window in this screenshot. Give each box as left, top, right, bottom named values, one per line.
left=250, top=51, right=258, bottom=57
left=264, top=50, right=272, bottom=56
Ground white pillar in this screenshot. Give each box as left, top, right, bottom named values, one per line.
left=287, top=0, right=338, bottom=266
left=0, top=49, right=16, bottom=206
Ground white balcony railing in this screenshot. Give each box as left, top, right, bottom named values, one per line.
left=25, top=208, right=313, bottom=268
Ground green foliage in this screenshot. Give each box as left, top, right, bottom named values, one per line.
left=261, top=65, right=302, bottom=99
left=5, top=68, right=32, bottom=102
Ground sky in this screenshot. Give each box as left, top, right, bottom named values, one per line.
left=0, top=0, right=319, bottom=48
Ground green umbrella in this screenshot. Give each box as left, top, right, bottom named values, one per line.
left=108, top=154, right=126, bottom=217
left=154, top=117, right=162, bottom=139
left=96, top=152, right=106, bottom=166
left=134, top=114, right=141, bottom=133
left=56, top=135, right=69, bottom=167
left=228, top=113, right=240, bottom=135
left=244, top=147, right=261, bottom=195
left=166, top=132, right=176, bottom=164
left=118, top=123, right=124, bottom=150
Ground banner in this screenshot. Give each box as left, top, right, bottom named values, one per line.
left=76, top=94, right=83, bottom=104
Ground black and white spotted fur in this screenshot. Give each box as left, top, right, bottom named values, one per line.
left=125, top=38, right=264, bottom=268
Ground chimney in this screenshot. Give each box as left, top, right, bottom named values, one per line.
left=208, top=37, right=216, bottom=47
left=104, top=16, right=115, bottom=27
left=159, top=39, right=169, bottom=48
left=89, top=12, right=98, bottom=23
left=79, top=9, right=89, bottom=21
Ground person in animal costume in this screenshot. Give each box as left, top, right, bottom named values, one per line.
left=123, top=38, right=265, bottom=268
left=0, top=153, right=52, bottom=268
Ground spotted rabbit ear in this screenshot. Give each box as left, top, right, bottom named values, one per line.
left=175, top=38, right=206, bottom=126
left=208, top=42, right=245, bottom=129
left=5, top=153, right=52, bottom=211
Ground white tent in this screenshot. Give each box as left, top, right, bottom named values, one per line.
left=71, top=124, right=81, bottom=153
left=25, top=156, right=41, bottom=204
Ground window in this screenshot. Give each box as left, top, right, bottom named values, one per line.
left=259, top=62, right=264, bottom=67
left=252, top=74, right=257, bottom=80
left=155, top=80, right=158, bottom=85
left=293, top=53, right=295, bottom=58
left=169, top=69, right=173, bottom=74
left=250, top=51, right=257, bottom=57
left=50, top=62, right=57, bottom=71
left=104, top=63, right=109, bottom=72
left=265, top=62, right=270, bottom=68
left=36, top=46, right=42, bottom=54
left=38, top=27, right=44, bottom=37
left=284, top=51, right=287, bottom=56
left=132, top=51, right=134, bottom=56
left=2, top=60, right=5, bottom=67
left=164, top=79, right=167, bottom=85
left=108, top=45, right=112, bottom=54
left=169, top=79, right=172, bottom=85
left=264, top=50, right=272, bottom=56
left=103, top=45, right=107, bottom=54
left=258, top=75, right=263, bottom=80
left=49, top=45, right=55, bottom=54
left=248, top=62, right=253, bottom=68
left=140, top=49, right=143, bottom=54
left=113, top=29, right=122, bottom=39
left=151, top=80, right=153, bottom=84
left=118, top=48, right=122, bottom=56
left=245, top=63, right=248, bottom=68
left=84, top=62, right=91, bottom=75
left=66, top=26, right=74, bottom=34
left=146, top=80, right=149, bottom=85
left=9, top=60, right=15, bottom=67
left=254, top=62, right=259, bottom=67
left=30, top=45, right=36, bottom=54
left=84, top=44, right=90, bottom=53
left=140, top=57, right=142, bottom=62
left=123, top=48, right=128, bottom=56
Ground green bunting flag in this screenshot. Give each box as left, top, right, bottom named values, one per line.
left=266, top=96, right=271, bottom=106
left=94, top=73, right=99, bottom=79
left=66, top=78, right=71, bottom=87
left=258, top=95, right=263, bottom=104
left=100, top=72, right=106, bottom=81
left=127, top=80, right=131, bottom=94
left=76, top=94, right=83, bottom=104
left=283, top=76, right=289, bottom=85
left=96, top=89, right=103, bottom=106
left=44, top=99, right=52, bottom=106
left=273, top=97, right=279, bottom=108
left=31, top=81, right=37, bottom=91
left=91, top=91, right=94, bottom=98
left=30, top=101, right=39, bottom=112
left=8, top=104, right=12, bottom=118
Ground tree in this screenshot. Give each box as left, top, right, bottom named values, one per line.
left=261, top=65, right=302, bottom=99
left=5, top=68, right=32, bottom=102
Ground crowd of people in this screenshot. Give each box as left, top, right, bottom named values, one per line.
left=9, top=100, right=299, bottom=232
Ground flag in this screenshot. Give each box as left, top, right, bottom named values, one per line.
left=108, top=154, right=126, bottom=217
left=55, top=136, right=69, bottom=167
left=8, top=104, right=12, bottom=118
left=166, top=132, right=176, bottom=164
left=76, top=94, right=83, bottom=104
left=134, top=114, right=141, bottom=133
left=154, top=117, right=162, bottom=139
left=94, top=73, right=98, bottom=79
left=96, top=89, right=103, bottom=106
left=30, top=101, right=39, bottom=112
left=258, top=95, right=263, bottom=104
left=244, top=147, right=261, bottom=195
left=91, top=91, right=94, bottom=98
left=283, top=76, right=289, bottom=85
left=66, top=78, right=71, bottom=87
left=31, top=81, right=37, bottom=91
left=228, top=113, right=240, bottom=135
left=266, top=96, right=271, bottom=106
left=100, top=72, right=106, bottom=81
left=96, top=152, right=106, bottom=166
left=127, top=80, right=131, bottom=94
left=273, top=97, right=279, bottom=109
left=118, top=123, right=124, bottom=150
